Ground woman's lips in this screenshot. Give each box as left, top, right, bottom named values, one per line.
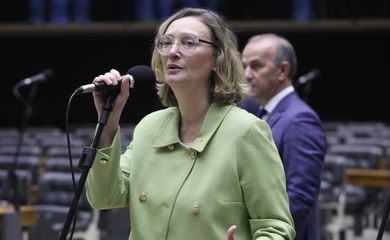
left=167, top=64, right=182, bottom=73
left=167, top=63, right=182, bottom=69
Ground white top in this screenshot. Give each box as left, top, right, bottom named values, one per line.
left=261, top=86, right=294, bottom=121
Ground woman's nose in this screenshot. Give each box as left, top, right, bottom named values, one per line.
left=168, top=42, right=181, bottom=57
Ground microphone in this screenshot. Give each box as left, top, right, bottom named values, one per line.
left=296, top=68, right=321, bottom=86
left=13, top=69, right=54, bottom=100
left=20, top=69, right=55, bottom=86
left=75, top=65, right=156, bottom=95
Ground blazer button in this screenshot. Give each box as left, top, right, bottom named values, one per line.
left=192, top=204, right=200, bottom=214
left=139, top=192, right=147, bottom=202
left=168, top=144, right=175, bottom=150
left=99, top=159, right=109, bottom=166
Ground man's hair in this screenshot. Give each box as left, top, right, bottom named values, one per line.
left=247, top=33, right=298, bottom=80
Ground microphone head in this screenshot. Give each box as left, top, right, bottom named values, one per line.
left=42, top=69, right=55, bottom=79
left=297, top=68, right=321, bottom=85
left=23, top=68, right=55, bottom=85
left=126, top=65, right=156, bottom=88
left=309, top=68, right=321, bottom=78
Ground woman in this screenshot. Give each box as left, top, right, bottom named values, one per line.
left=86, top=7, right=295, bottom=240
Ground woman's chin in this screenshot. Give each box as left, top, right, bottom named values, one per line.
left=165, top=74, right=186, bottom=84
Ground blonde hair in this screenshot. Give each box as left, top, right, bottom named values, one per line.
left=151, top=8, right=248, bottom=107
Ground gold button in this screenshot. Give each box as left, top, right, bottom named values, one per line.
left=190, top=151, right=197, bottom=159
left=168, top=144, right=175, bottom=150
left=192, top=204, right=200, bottom=214
left=99, top=159, right=108, bottom=165
left=139, top=192, right=147, bottom=202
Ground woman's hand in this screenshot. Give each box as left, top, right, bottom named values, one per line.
left=92, top=69, right=131, bottom=148
left=92, top=69, right=130, bottom=118
left=226, top=225, right=237, bottom=240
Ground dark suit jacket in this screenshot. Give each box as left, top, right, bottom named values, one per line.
left=239, top=92, right=327, bottom=240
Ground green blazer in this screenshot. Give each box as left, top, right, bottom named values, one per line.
left=86, top=103, right=295, bottom=240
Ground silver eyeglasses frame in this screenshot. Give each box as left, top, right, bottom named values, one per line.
left=155, top=34, right=217, bottom=54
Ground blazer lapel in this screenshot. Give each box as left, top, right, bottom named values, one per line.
left=266, top=92, right=296, bottom=128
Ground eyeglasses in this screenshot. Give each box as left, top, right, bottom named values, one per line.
left=155, top=34, right=217, bottom=54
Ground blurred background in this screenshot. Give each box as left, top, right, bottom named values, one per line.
left=1, top=1, right=390, bottom=240
left=0, top=0, right=390, bottom=126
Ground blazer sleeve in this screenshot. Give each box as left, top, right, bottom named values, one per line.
left=85, top=126, right=131, bottom=209
left=282, top=112, right=326, bottom=237
left=237, top=120, right=296, bottom=240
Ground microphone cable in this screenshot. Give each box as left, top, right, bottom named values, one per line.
left=64, top=90, right=79, bottom=240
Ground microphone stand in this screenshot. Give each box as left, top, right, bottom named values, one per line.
left=376, top=190, right=390, bottom=240
left=59, top=88, right=120, bottom=240
left=2, top=82, right=39, bottom=240
left=10, top=83, right=39, bottom=211
left=301, top=81, right=313, bottom=103
left=294, top=76, right=313, bottom=103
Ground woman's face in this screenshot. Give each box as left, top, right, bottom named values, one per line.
left=159, top=16, right=216, bottom=93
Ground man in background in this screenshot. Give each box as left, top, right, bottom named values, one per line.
left=239, top=33, right=326, bottom=240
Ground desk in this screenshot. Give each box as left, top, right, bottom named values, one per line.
left=347, top=168, right=390, bottom=188
left=0, top=205, right=38, bottom=228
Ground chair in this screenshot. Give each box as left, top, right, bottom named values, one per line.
left=0, top=145, right=43, bottom=157
left=25, top=127, right=63, bottom=139
left=326, top=134, right=341, bottom=146
left=0, top=135, right=37, bottom=146
left=0, top=169, right=33, bottom=239
left=70, top=124, right=98, bottom=144
left=0, top=127, right=19, bottom=137
left=319, top=155, right=348, bottom=240
left=29, top=172, right=93, bottom=240
left=0, top=170, right=32, bottom=205
left=44, top=157, right=80, bottom=173
left=120, top=124, right=135, bottom=152
left=343, top=137, right=390, bottom=168
left=45, top=145, right=84, bottom=158
left=344, top=136, right=390, bottom=150
left=39, top=136, right=85, bottom=148
left=384, top=147, right=390, bottom=169
left=327, top=144, right=383, bottom=169
left=338, top=122, right=386, bottom=138
left=322, top=121, right=345, bottom=133
left=98, top=208, right=131, bottom=240
left=327, top=145, right=384, bottom=236
left=0, top=155, right=41, bottom=184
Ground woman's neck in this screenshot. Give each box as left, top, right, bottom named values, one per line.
left=178, top=96, right=210, bottom=144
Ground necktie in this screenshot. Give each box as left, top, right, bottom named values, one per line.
left=257, top=108, right=268, bottom=119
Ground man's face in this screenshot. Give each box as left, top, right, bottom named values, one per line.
left=241, top=39, right=282, bottom=106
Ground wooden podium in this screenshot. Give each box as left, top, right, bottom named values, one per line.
left=0, top=205, right=38, bottom=228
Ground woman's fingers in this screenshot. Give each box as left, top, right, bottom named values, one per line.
left=226, top=225, right=237, bottom=240
left=93, top=69, right=122, bottom=85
